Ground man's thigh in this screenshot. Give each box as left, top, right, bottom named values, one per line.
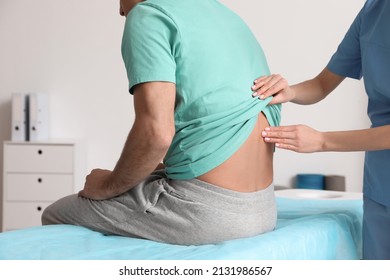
left=41, top=171, right=168, bottom=237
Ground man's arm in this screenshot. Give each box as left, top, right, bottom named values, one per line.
left=79, top=82, right=176, bottom=200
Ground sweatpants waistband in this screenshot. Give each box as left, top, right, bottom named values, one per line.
left=167, top=178, right=275, bottom=214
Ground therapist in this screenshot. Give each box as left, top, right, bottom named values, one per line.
left=252, top=0, right=390, bottom=260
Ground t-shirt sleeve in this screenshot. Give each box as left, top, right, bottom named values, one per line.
left=121, top=4, right=179, bottom=94
left=326, top=5, right=365, bottom=80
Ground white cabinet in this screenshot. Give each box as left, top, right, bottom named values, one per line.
left=2, top=141, right=85, bottom=231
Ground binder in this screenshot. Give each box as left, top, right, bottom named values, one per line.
left=29, top=92, right=50, bottom=141
left=11, top=93, right=28, bottom=141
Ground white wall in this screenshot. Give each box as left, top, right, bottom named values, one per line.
left=0, top=0, right=369, bottom=197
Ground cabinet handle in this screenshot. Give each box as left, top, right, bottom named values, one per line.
left=37, top=206, right=42, bottom=211
left=37, top=178, right=43, bottom=183
left=37, top=149, right=43, bottom=155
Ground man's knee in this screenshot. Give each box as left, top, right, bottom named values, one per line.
left=41, top=203, right=56, bottom=225
left=41, top=196, right=70, bottom=225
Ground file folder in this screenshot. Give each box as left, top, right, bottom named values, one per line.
left=29, top=92, right=50, bottom=141
left=11, top=93, right=28, bottom=141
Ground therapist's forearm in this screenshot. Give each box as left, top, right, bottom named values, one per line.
left=291, top=68, right=345, bottom=105
left=290, top=80, right=326, bottom=105
left=323, top=125, right=390, bottom=152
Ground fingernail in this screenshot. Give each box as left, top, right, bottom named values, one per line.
left=262, top=131, right=267, bottom=136
left=265, top=137, right=270, bottom=141
left=265, top=127, right=271, bottom=131
left=259, top=95, right=264, bottom=100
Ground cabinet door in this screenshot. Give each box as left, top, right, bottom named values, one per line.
left=6, top=174, right=74, bottom=201
left=3, top=202, right=52, bottom=231
left=5, top=144, right=74, bottom=173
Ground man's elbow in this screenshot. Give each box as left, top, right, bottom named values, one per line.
left=156, top=127, right=175, bottom=150
left=146, top=124, right=175, bottom=152
left=133, top=117, right=175, bottom=152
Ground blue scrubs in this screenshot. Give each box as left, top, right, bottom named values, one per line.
left=327, top=0, right=390, bottom=259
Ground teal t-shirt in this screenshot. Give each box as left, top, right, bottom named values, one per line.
left=122, top=0, right=281, bottom=179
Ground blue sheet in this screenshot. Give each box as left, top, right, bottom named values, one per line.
left=0, top=197, right=363, bottom=260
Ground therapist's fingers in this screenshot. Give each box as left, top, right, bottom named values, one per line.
left=262, top=125, right=324, bottom=153
left=252, top=74, right=282, bottom=95
left=262, top=125, right=297, bottom=138
left=261, top=126, right=297, bottom=142
left=252, top=74, right=290, bottom=102
left=252, top=75, right=273, bottom=91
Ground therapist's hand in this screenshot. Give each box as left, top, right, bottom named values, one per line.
left=252, top=74, right=295, bottom=105
left=79, top=169, right=117, bottom=200
left=262, top=125, right=325, bottom=153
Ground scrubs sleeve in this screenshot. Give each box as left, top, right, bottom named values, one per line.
left=327, top=5, right=364, bottom=80
left=121, top=4, right=179, bottom=94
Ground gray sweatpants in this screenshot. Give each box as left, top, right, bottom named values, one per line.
left=42, top=170, right=276, bottom=245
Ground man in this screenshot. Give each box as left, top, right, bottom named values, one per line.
left=253, top=0, right=390, bottom=259
left=42, top=0, right=281, bottom=245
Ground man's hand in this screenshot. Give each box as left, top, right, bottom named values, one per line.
left=79, top=169, right=117, bottom=200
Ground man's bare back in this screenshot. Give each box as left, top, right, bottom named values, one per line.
left=197, top=113, right=273, bottom=192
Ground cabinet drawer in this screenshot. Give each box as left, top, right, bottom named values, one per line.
left=2, top=202, right=51, bottom=231
left=6, top=173, right=74, bottom=201
left=5, top=144, right=74, bottom=173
